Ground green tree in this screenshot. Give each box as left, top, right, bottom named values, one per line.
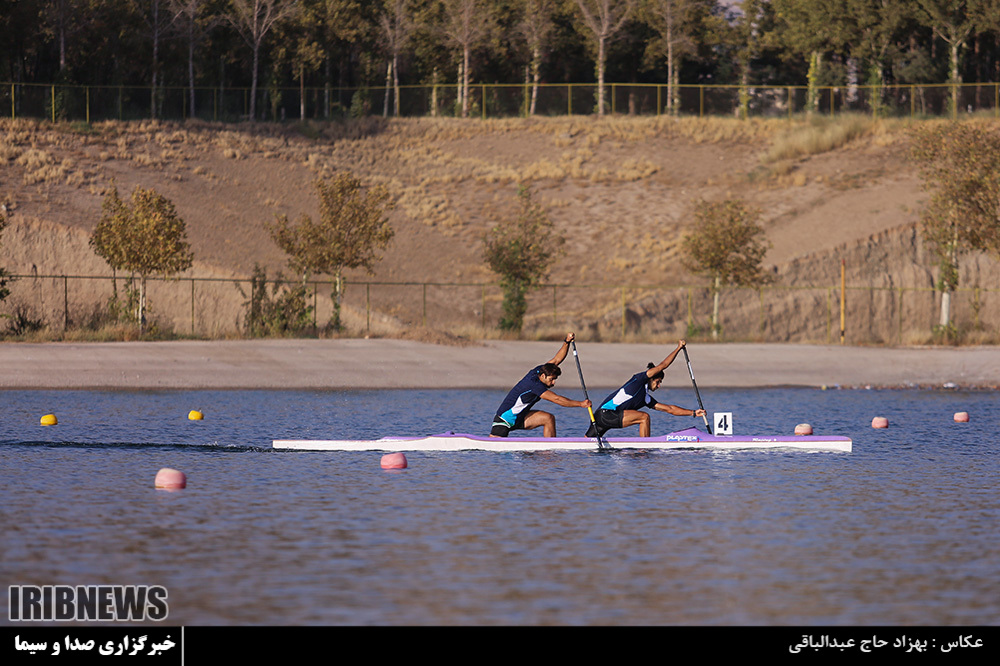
left=89, top=185, right=194, bottom=330
left=729, top=0, right=779, bottom=118
left=269, top=173, right=395, bottom=331
left=773, top=0, right=851, bottom=117
left=482, top=185, right=563, bottom=334
left=915, top=0, right=975, bottom=117
left=911, top=122, right=1000, bottom=339
left=681, top=199, right=773, bottom=340
left=844, top=0, right=912, bottom=102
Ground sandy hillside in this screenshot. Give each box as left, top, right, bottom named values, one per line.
left=0, top=114, right=970, bottom=340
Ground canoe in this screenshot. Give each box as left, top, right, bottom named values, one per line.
left=272, top=426, right=852, bottom=453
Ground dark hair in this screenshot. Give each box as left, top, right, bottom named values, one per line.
left=539, top=363, right=562, bottom=378
left=647, top=362, right=664, bottom=382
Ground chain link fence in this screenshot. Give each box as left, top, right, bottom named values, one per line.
left=1, top=273, right=996, bottom=345
left=3, top=81, right=999, bottom=124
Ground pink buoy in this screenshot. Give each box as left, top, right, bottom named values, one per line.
left=155, top=468, right=187, bottom=489
left=871, top=417, right=889, bottom=429
left=380, top=453, right=408, bottom=469
left=954, top=412, right=970, bottom=423
left=794, top=423, right=813, bottom=436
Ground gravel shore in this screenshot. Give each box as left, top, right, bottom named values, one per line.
left=1, top=339, right=996, bottom=390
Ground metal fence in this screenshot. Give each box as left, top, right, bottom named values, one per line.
left=2, top=273, right=996, bottom=345
left=3, top=81, right=1000, bottom=124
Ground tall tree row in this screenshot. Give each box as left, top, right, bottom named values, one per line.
left=4, top=0, right=1000, bottom=121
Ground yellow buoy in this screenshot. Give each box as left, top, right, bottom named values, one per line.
left=188, top=410, right=204, bottom=421
left=40, top=414, right=58, bottom=426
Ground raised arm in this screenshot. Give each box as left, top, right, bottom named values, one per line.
left=647, top=339, right=687, bottom=378
left=547, top=332, right=576, bottom=366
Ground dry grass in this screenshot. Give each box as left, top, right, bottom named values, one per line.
left=765, top=114, right=880, bottom=162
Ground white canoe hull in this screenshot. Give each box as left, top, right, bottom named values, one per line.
left=272, top=427, right=852, bottom=453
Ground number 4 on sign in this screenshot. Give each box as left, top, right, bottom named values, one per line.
left=714, top=412, right=733, bottom=435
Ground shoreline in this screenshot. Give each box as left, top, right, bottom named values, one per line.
left=1, top=339, right=997, bottom=391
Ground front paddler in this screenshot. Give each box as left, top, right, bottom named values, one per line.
left=491, top=332, right=592, bottom=437
left=586, top=339, right=706, bottom=438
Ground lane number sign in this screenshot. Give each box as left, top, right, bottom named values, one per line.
left=714, top=412, right=733, bottom=435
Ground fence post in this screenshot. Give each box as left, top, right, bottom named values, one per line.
left=63, top=275, right=68, bottom=330
left=687, top=287, right=693, bottom=333
left=51, top=85, right=56, bottom=123
left=366, top=283, right=371, bottom=332
left=621, top=286, right=626, bottom=339
left=482, top=284, right=486, bottom=331
left=897, top=287, right=904, bottom=345
left=552, top=285, right=557, bottom=325
left=422, top=283, right=427, bottom=327
left=759, top=288, right=765, bottom=336
left=826, top=287, right=832, bottom=343
left=840, top=259, right=846, bottom=344
left=191, top=278, right=195, bottom=335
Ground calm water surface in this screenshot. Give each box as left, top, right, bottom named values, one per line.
left=1, top=387, right=998, bottom=626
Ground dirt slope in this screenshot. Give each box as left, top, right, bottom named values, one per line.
left=0, top=114, right=972, bottom=341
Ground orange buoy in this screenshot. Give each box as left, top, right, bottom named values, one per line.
left=380, top=453, right=407, bottom=469
left=871, top=416, right=889, bottom=429
left=794, top=423, right=813, bottom=436
left=954, top=411, right=970, bottom=423
left=155, top=468, right=187, bottom=489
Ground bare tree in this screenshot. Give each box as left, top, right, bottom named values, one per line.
left=518, top=0, right=556, bottom=115
left=379, top=0, right=414, bottom=117
left=574, top=0, right=634, bottom=116
left=169, top=0, right=219, bottom=119
left=228, top=0, right=299, bottom=121
left=642, top=0, right=702, bottom=115
left=128, top=0, right=174, bottom=118
left=442, top=0, right=493, bottom=118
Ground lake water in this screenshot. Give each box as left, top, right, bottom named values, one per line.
left=1, top=386, right=999, bottom=630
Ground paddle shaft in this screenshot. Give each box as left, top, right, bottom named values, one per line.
left=682, top=346, right=712, bottom=434
left=570, top=340, right=608, bottom=449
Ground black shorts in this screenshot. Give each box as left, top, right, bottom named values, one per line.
left=585, top=408, right=623, bottom=438
left=491, top=411, right=529, bottom=437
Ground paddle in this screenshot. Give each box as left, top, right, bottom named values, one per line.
left=570, top=339, right=609, bottom=450
left=682, top=345, right=712, bottom=434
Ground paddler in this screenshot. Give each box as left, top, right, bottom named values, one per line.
left=586, top=339, right=706, bottom=438
left=491, top=332, right=592, bottom=437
